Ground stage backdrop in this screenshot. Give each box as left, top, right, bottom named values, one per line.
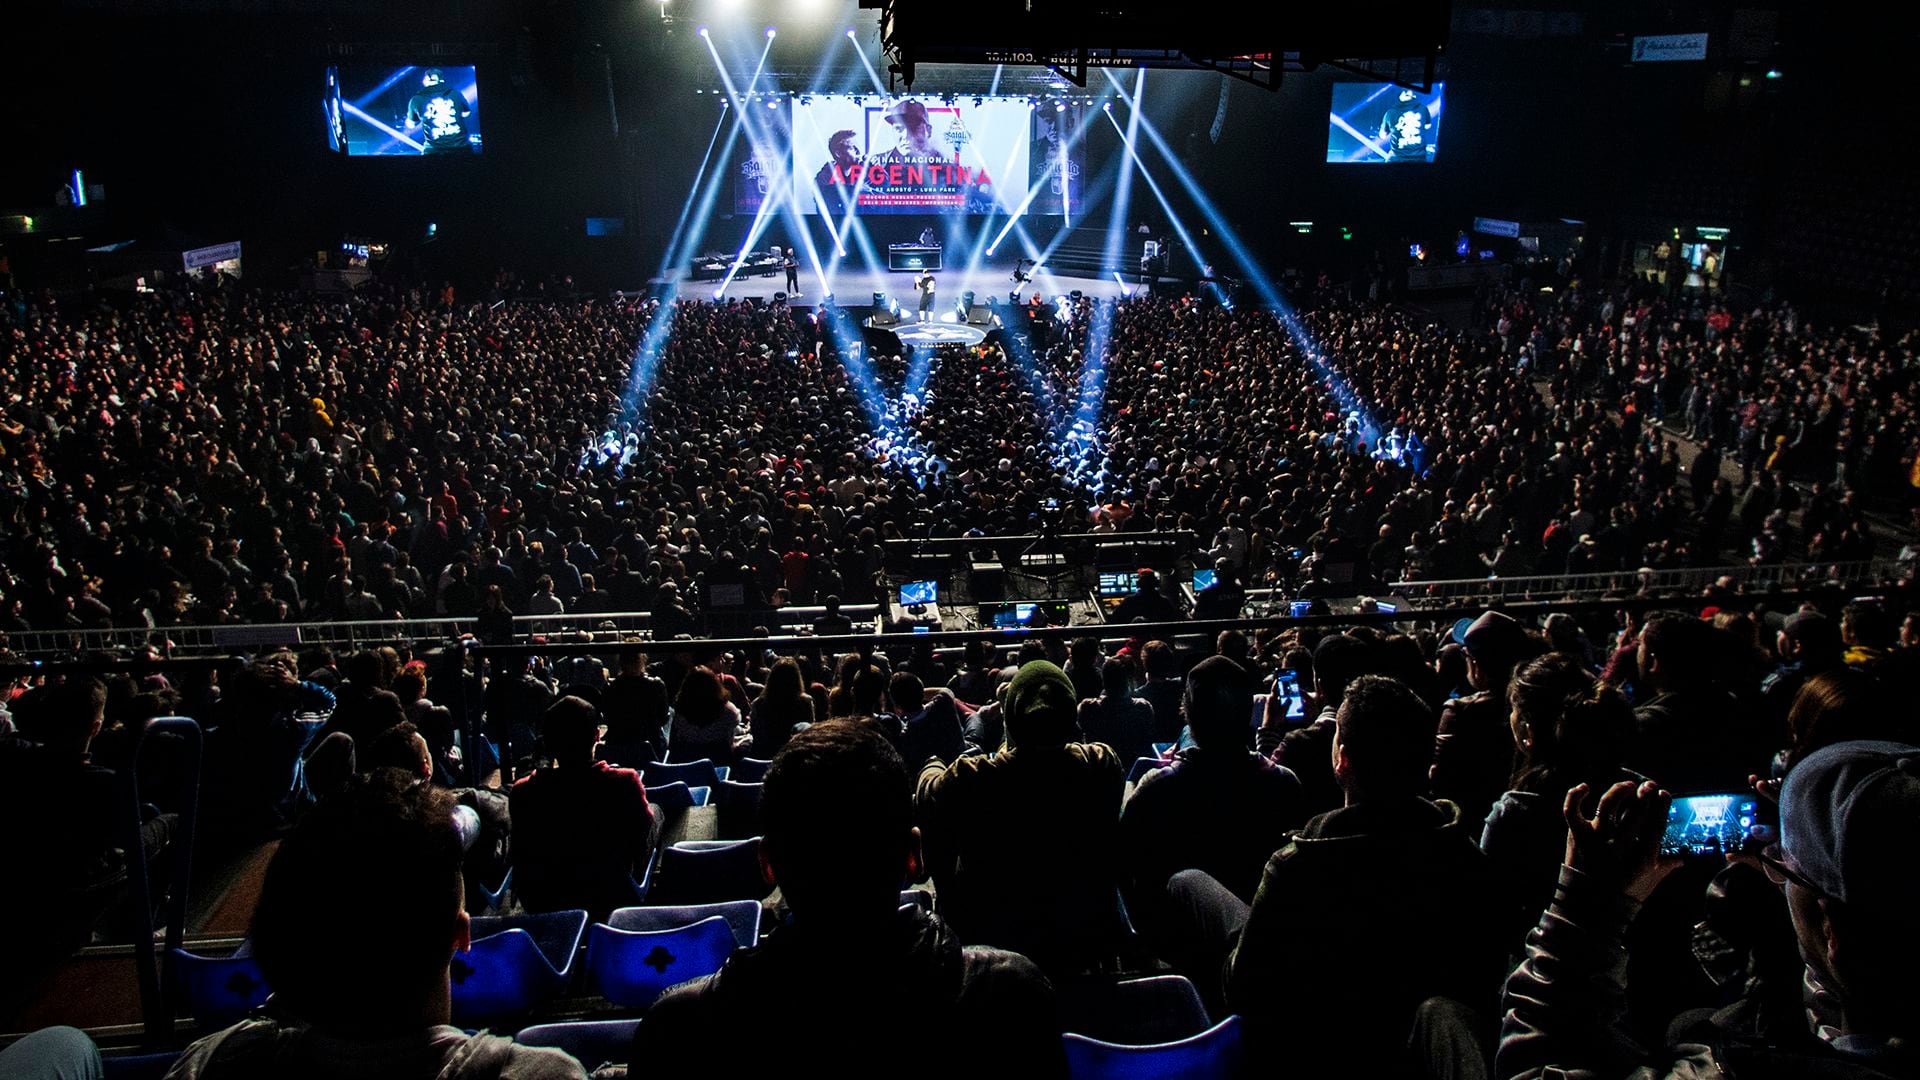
left=729, top=96, right=1086, bottom=218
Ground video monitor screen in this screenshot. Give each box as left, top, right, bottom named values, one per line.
left=990, top=603, right=1038, bottom=628
left=899, top=580, right=938, bottom=606
left=1097, top=571, right=1139, bottom=598
left=1327, top=82, right=1444, bottom=164
left=1193, top=569, right=1216, bottom=591
left=328, top=65, right=482, bottom=156
left=758, top=96, right=1081, bottom=217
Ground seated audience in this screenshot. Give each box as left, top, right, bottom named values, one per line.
left=916, top=661, right=1127, bottom=976
left=638, top=721, right=1064, bottom=1076
left=508, top=696, right=655, bottom=918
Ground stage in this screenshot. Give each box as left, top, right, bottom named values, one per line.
left=663, top=258, right=1147, bottom=306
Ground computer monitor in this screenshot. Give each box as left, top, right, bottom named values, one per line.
left=912, top=626, right=930, bottom=634
left=1192, top=569, right=1216, bottom=591
left=989, top=603, right=1038, bottom=628
left=1097, top=571, right=1139, bottom=598
left=899, top=580, right=938, bottom=606
left=1289, top=600, right=1313, bottom=618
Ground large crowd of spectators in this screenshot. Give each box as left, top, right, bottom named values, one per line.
left=3, top=270, right=1920, bottom=1079
left=3, top=270, right=1915, bottom=641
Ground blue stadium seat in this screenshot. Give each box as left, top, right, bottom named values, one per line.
left=585, top=914, right=738, bottom=1007
left=515, top=1020, right=641, bottom=1070
left=1126, top=756, right=1168, bottom=784
left=714, top=780, right=764, bottom=839
left=647, top=781, right=711, bottom=810
left=607, top=899, right=762, bottom=948
left=102, top=1051, right=184, bottom=1080
left=648, top=838, right=772, bottom=905
left=451, top=910, right=588, bottom=1024
left=172, top=946, right=270, bottom=1030
left=1062, top=1014, right=1242, bottom=1080
left=1058, top=975, right=1210, bottom=1046
left=643, top=759, right=729, bottom=788
left=475, top=867, right=514, bottom=914
left=732, top=757, right=774, bottom=783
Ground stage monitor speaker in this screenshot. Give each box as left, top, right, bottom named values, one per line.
left=971, top=561, right=1005, bottom=602
left=966, top=305, right=993, bottom=325
left=871, top=309, right=898, bottom=327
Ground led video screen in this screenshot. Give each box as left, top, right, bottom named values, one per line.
left=735, top=96, right=1079, bottom=217
left=1327, top=82, right=1445, bottom=164
left=327, top=65, right=483, bottom=156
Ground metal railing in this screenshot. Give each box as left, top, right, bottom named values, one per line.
left=1247, top=559, right=1905, bottom=612
left=0, top=603, right=881, bottom=659
left=2, top=559, right=1903, bottom=659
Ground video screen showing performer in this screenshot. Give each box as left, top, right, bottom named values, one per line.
left=406, top=69, right=475, bottom=155
left=329, top=65, right=483, bottom=156
left=789, top=96, right=1030, bottom=215
left=812, top=129, right=863, bottom=216
left=1327, top=81, right=1445, bottom=164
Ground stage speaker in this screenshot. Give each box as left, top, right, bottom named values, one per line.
left=970, top=561, right=1005, bottom=602
left=966, top=305, right=993, bottom=325
left=871, top=309, right=898, bottom=328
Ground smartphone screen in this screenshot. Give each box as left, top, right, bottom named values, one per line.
left=1660, top=794, right=1761, bottom=857
left=1273, top=668, right=1306, bottom=722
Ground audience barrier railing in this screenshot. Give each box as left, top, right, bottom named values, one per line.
left=0, top=604, right=882, bottom=660
left=1249, top=558, right=1906, bottom=611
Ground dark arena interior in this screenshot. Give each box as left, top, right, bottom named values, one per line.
left=5, top=0, right=1920, bottom=1076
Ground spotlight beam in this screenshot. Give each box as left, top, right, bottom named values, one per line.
left=1099, top=69, right=1146, bottom=279
left=1105, top=69, right=1383, bottom=440
left=341, top=102, right=423, bottom=151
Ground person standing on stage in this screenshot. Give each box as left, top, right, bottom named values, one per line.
left=916, top=270, right=936, bottom=323
left=784, top=249, right=799, bottom=295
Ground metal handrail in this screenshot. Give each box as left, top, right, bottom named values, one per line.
left=1245, top=559, right=1904, bottom=610
left=0, top=603, right=882, bottom=659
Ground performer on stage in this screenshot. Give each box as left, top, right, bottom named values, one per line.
left=918, top=225, right=938, bottom=248
left=784, top=248, right=799, bottom=294
left=915, top=270, right=936, bottom=323
left=405, top=69, right=474, bottom=155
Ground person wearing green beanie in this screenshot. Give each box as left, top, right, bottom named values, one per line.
left=915, top=661, right=1127, bottom=977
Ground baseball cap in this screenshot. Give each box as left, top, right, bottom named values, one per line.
left=883, top=99, right=930, bottom=128
left=1780, top=740, right=1920, bottom=912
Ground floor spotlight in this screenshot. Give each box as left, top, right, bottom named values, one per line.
left=697, top=25, right=709, bottom=37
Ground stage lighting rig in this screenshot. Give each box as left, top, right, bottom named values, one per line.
left=859, top=0, right=1449, bottom=93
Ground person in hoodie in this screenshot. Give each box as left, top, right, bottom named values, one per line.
left=163, top=769, right=585, bottom=1080
left=636, top=719, right=1064, bottom=1077
left=1167, top=674, right=1507, bottom=1076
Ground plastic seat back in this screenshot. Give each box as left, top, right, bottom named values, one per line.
left=172, top=947, right=270, bottom=1031
left=515, top=1020, right=641, bottom=1071
left=650, top=838, right=771, bottom=905
left=1126, top=756, right=1167, bottom=784
left=586, top=915, right=738, bottom=1007
left=714, top=780, right=764, bottom=839
left=643, top=759, right=725, bottom=788
left=452, top=909, right=587, bottom=1023
left=647, top=780, right=710, bottom=810
left=1062, top=1014, right=1243, bottom=1080
left=607, top=899, right=762, bottom=948
left=732, top=757, right=774, bottom=783
left=1058, top=975, right=1210, bottom=1046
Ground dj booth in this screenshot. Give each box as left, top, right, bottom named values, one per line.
left=888, top=244, right=942, bottom=272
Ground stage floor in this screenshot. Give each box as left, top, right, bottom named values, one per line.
left=668, top=260, right=1142, bottom=305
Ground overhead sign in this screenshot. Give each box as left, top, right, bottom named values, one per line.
left=1473, top=217, right=1521, bottom=238
left=182, top=241, right=242, bottom=270
left=1632, top=32, right=1709, bottom=62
